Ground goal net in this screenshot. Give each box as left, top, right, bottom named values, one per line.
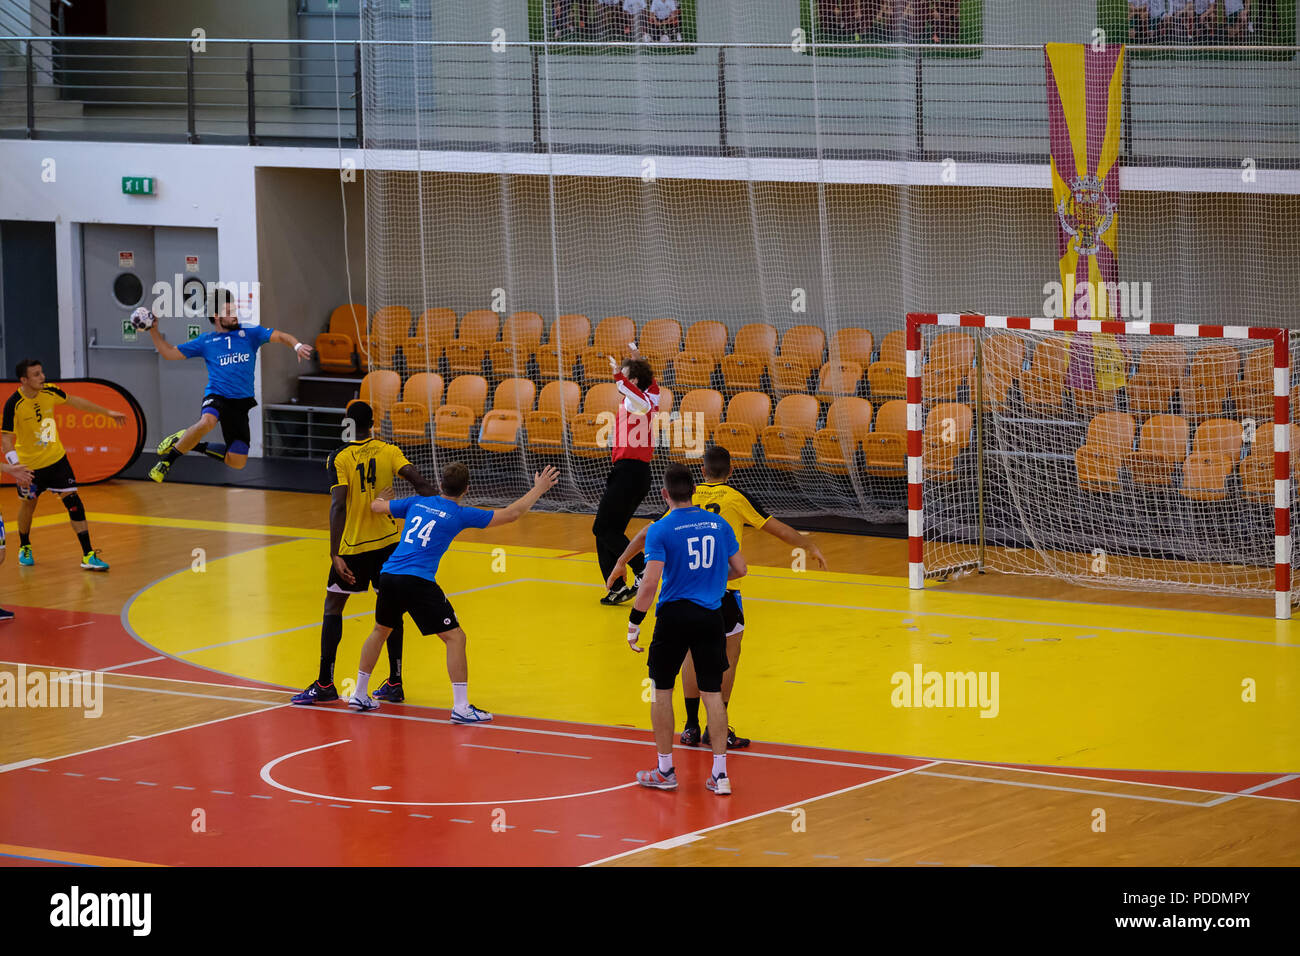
left=907, top=313, right=1296, bottom=619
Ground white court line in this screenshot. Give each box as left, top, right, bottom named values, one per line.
left=460, top=743, right=592, bottom=760
left=259, top=739, right=638, bottom=806
left=915, top=770, right=1212, bottom=807
left=0, top=659, right=281, bottom=694
left=581, top=760, right=943, bottom=867
left=0, top=757, right=48, bottom=774
left=1200, top=773, right=1300, bottom=807
left=57, top=622, right=95, bottom=630
left=98, top=656, right=167, bottom=673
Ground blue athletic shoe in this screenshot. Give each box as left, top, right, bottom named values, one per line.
left=450, top=704, right=492, bottom=724
left=291, top=681, right=339, bottom=705
left=18, top=545, right=33, bottom=567
left=81, top=551, right=110, bottom=572
left=372, top=679, right=405, bottom=703
left=0, top=607, right=14, bottom=622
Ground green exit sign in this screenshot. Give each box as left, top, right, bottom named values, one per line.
left=122, top=176, right=155, bottom=195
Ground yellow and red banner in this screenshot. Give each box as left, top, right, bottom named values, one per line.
left=1046, top=41, right=1126, bottom=390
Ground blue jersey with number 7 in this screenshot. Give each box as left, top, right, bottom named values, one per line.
left=380, top=496, right=494, bottom=583
left=643, top=506, right=739, bottom=611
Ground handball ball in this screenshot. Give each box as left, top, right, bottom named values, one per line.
left=130, top=307, right=155, bottom=330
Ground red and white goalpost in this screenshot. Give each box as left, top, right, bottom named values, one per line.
left=905, top=313, right=1294, bottom=620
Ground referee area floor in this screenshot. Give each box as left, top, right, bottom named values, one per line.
left=1, top=481, right=1297, bottom=866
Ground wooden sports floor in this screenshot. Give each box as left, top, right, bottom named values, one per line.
left=1, top=480, right=1297, bottom=867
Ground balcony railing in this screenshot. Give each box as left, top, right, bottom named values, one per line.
left=0, top=37, right=1296, bottom=166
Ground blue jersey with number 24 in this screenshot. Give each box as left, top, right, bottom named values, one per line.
left=381, top=496, right=494, bottom=583
left=644, top=506, right=739, bottom=611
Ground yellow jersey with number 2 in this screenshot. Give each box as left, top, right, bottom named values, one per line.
left=660, top=481, right=770, bottom=592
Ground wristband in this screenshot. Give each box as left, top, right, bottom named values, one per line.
left=5, top=451, right=18, bottom=466
left=628, top=608, right=647, bottom=626
left=294, top=342, right=309, bottom=354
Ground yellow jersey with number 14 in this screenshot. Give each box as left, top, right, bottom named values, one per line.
left=329, top=438, right=412, bottom=555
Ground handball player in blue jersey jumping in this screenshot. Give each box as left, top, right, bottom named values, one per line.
left=347, top=461, right=560, bottom=720
left=143, top=287, right=314, bottom=481
left=626, top=463, right=747, bottom=795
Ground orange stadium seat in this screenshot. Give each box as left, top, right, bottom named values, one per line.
left=1075, top=411, right=1137, bottom=492
left=867, top=361, right=906, bottom=401
left=1128, top=414, right=1189, bottom=486
left=725, top=391, right=772, bottom=431
left=571, top=382, right=623, bottom=459
left=444, top=375, right=488, bottom=419
left=712, top=422, right=759, bottom=468
left=368, top=306, right=411, bottom=369
left=1179, top=417, right=1244, bottom=500
left=403, top=371, right=444, bottom=411
left=968, top=334, right=1024, bottom=410
left=720, top=353, right=765, bottom=394
left=316, top=303, right=367, bottom=373
left=922, top=331, right=974, bottom=403
left=389, top=372, right=444, bottom=446
left=638, top=318, right=682, bottom=369
left=816, top=361, right=863, bottom=404
left=733, top=323, right=777, bottom=360
left=358, top=370, right=400, bottom=427
left=1241, top=424, right=1300, bottom=500
left=862, top=399, right=908, bottom=477
left=813, top=397, right=873, bottom=475
left=404, top=307, right=458, bottom=372
left=683, top=320, right=728, bottom=360
left=760, top=394, right=819, bottom=472
left=1180, top=344, right=1238, bottom=420
left=1020, top=339, right=1069, bottom=412
left=832, top=328, right=874, bottom=369
left=1231, top=348, right=1274, bottom=421
left=780, top=325, right=826, bottom=367
left=536, top=313, right=591, bottom=380
left=923, top=402, right=973, bottom=480
left=671, top=388, right=723, bottom=461
left=488, top=311, right=544, bottom=381
left=770, top=356, right=814, bottom=397
left=492, top=377, right=537, bottom=413
left=593, top=316, right=636, bottom=357
left=876, top=329, right=906, bottom=366
left=523, top=380, right=582, bottom=456
left=433, top=405, right=476, bottom=450
left=672, top=351, right=717, bottom=390
left=1125, top=341, right=1187, bottom=416
left=479, top=409, right=523, bottom=453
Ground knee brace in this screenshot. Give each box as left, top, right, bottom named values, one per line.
left=228, top=440, right=249, bottom=456
left=62, top=493, right=86, bottom=522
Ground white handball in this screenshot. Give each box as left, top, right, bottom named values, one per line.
left=129, top=307, right=155, bottom=330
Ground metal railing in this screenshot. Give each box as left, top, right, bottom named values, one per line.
left=0, top=36, right=1296, bottom=165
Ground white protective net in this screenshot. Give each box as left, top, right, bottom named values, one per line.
left=353, top=0, right=1300, bottom=523
left=916, top=322, right=1299, bottom=604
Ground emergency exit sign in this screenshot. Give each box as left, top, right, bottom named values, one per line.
left=122, top=176, right=155, bottom=195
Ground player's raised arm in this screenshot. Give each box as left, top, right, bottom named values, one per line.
left=760, top=517, right=828, bottom=570
left=269, top=329, right=314, bottom=363
left=62, top=393, right=127, bottom=427
left=486, top=465, right=559, bottom=528
left=146, top=321, right=186, bottom=361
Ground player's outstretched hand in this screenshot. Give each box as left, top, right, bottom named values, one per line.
left=293, top=342, right=315, bottom=363
left=534, top=465, right=560, bottom=494
left=332, top=554, right=357, bottom=587
left=1, top=462, right=34, bottom=485
left=626, top=622, right=644, bottom=653
left=809, top=543, right=828, bottom=571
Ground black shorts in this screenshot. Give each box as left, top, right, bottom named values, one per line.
left=327, top=543, right=398, bottom=594
left=647, top=598, right=728, bottom=693
left=200, top=394, right=257, bottom=450
left=721, top=589, right=745, bottom=637
left=374, top=572, right=460, bottom=636
left=18, top=455, right=77, bottom=499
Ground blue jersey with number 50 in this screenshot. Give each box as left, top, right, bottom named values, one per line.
left=381, top=496, right=494, bottom=583
left=644, top=506, right=739, bottom=611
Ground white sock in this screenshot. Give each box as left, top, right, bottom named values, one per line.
left=658, top=752, right=674, bottom=774
left=452, top=682, right=469, bottom=713
left=355, top=670, right=371, bottom=698
left=712, top=753, right=726, bottom=777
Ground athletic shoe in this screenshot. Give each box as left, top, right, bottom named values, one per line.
left=599, top=586, right=625, bottom=606
left=148, top=460, right=171, bottom=483
left=706, top=772, right=732, bottom=795
left=0, top=607, right=13, bottom=622
left=607, top=584, right=636, bottom=605
left=156, top=429, right=186, bottom=456
left=372, top=679, right=405, bottom=703
left=679, top=724, right=701, bottom=746
left=450, top=704, right=492, bottom=724
left=636, top=767, right=678, bottom=790
left=17, top=545, right=32, bottom=566
left=347, top=693, right=379, bottom=712
left=702, top=726, right=751, bottom=749
left=81, top=551, right=109, bottom=572
left=291, top=681, right=339, bottom=705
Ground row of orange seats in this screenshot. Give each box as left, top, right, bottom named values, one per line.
left=1077, top=412, right=1297, bottom=501
left=919, top=332, right=1288, bottom=420
left=356, top=366, right=972, bottom=475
